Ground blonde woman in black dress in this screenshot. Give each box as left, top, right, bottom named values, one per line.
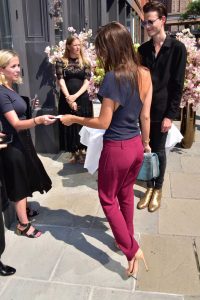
left=56, top=36, right=93, bottom=163
left=0, top=49, right=56, bottom=238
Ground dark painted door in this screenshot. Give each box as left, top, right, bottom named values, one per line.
left=8, top=0, right=59, bottom=153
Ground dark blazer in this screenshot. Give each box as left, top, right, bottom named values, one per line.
left=138, top=36, right=187, bottom=122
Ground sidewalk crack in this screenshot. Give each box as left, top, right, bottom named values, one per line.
left=192, top=239, right=200, bottom=281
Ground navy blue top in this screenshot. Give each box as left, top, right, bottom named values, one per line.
left=97, top=71, right=142, bottom=141
left=0, top=85, right=27, bottom=137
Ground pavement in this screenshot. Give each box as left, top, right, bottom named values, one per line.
left=0, top=103, right=200, bottom=300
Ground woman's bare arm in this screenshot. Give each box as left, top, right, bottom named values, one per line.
left=4, top=110, right=56, bottom=131
left=139, top=68, right=152, bottom=152
left=61, top=98, right=115, bottom=129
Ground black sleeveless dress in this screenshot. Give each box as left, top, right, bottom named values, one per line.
left=56, top=58, right=93, bottom=152
left=0, top=85, right=52, bottom=202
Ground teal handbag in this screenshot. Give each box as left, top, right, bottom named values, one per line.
left=137, top=153, right=160, bottom=181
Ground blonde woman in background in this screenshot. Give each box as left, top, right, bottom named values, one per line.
left=56, top=36, right=93, bottom=163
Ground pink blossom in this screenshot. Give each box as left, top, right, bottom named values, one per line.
left=176, top=29, right=200, bottom=111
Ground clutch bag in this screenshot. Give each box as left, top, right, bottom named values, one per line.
left=137, top=153, right=160, bottom=181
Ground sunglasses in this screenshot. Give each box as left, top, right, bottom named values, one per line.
left=142, top=18, right=160, bottom=27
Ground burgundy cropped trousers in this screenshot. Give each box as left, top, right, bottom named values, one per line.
left=98, top=135, right=143, bottom=261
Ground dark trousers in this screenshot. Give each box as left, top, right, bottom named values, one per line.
left=98, top=136, right=143, bottom=260
left=147, top=122, right=168, bottom=189
left=0, top=191, right=5, bottom=258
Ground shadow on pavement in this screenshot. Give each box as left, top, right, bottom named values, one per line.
left=13, top=202, right=126, bottom=279
left=58, top=162, right=88, bottom=176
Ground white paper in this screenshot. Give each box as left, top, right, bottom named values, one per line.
left=165, top=124, right=183, bottom=152
left=54, top=115, right=63, bottom=119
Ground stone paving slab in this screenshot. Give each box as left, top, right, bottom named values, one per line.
left=183, top=141, right=200, bottom=156
left=195, top=130, right=200, bottom=142
left=159, top=198, right=200, bottom=236
left=184, top=296, right=200, bottom=300
left=2, top=228, right=66, bottom=280
left=0, top=278, right=91, bottom=300
left=91, top=288, right=184, bottom=300
left=0, top=277, right=8, bottom=295
left=51, top=227, right=134, bottom=290
left=170, top=173, right=200, bottom=199
left=181, top=157, right=200, bottom=174
left=32, top=191, right=101, bottom=229
left=136, top=235, right=200, bottom=295
left=167, top=151, right=183, bottom=172
left=162, top=173, right=171, bottom=199
left=134, top=195, right=159, bottom=235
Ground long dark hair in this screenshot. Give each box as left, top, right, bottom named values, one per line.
left=95, top=21, right=140, bottom=89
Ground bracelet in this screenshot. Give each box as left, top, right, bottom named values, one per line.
left=33, top=118, right=38, bottom=125
left=142, top=138, right=150, bottom=145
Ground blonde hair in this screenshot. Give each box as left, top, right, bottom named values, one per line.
left=62, top=36, right=89, bottom=68
left=0, top=49, right=22, bottom=85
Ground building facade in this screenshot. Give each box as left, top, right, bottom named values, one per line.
left=158, top=0, right=200, bottom=34
left=0, top=0, right=146, bottom=153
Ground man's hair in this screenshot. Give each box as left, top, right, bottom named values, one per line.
left=143, top=1, right=167, bottom=19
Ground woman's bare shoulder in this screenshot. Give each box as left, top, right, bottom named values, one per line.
left=138, top=66, right=151, bottom=80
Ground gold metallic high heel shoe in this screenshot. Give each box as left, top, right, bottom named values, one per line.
left=148, top=188, right=162, bottom=212
left=137, top=188, right=154, bottom=210
left=127, top=248, right=148, bottom=279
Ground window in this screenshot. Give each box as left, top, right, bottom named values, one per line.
left=0, top=0, right=12, bottom=49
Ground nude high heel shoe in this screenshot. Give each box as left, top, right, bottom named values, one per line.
left=127, top=248, right=148, bottom=279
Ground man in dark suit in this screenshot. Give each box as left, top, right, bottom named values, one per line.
left=137, top=1, right=186, bottom=212
left=0, top=133, right=16, bottom=276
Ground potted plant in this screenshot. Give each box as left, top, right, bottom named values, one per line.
left=176, top=29, right=200, bottom=148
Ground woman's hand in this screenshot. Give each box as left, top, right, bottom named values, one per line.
left=35, top=115, right=57, bottom=126
left=67, top=94, right=77, bottom=103
left=60, top=115, right=74, bottom=126
left=161, top=117, right=172, bottom=133
left=144, top=144, right=151, bottom=153
left=69, top=101, right=78, bottom=111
